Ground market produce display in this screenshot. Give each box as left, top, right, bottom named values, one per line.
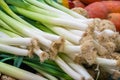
left=0, top=0, right=120, bottom=80
left=69, top=0, right=120, bottom=32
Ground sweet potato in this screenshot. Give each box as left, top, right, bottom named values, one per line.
left=107, top=13, right=120, bottom=31
left=85, top=2, right=108, bottom=18
left=80, top=0, right=102, bottom=5
left=101, top=1, right=120, bottom=13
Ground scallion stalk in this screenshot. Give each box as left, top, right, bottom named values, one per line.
left=0, top=19, right=15, bottom=33
left=24, top=0, right=74, bottom=18
left=59, top=53, right=94, bottom=80
left=0, top=10, right=54, bottom=49
left=33, top=68, right=58, bottom=80
left=45, top=25, right=82, bottom=44
left=96, top=57, right=119, bottom=68
left=23, top=60, right=73, bottom=80
left=0, top=30, right=10, bottom=38
left=10, top=6, right=88, bottom=30
left=0, top=38, right=32, bottom=46
left=0, top=62, right=47, bottom=80
left=0, top=44, right=29, bottom=56
left=55, top=56, right=84, bottom=80
left=44, top=0, right=87, bottom=19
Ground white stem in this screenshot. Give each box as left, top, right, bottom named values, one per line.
left=96, top=57, right=118, bottom=67
left=49, top=26, right=82, bottom=44
left=14, top=7, right=88, bottom=30
left=63, top=45, right=82, bottom=54
left=61, top=55, right=93, bottom=80
left=0, top=32, right=10, bottom=38
left=51, top=18, right=88, bottom=30
left=69, top=29, right=85, bottom=36
left=24, top=28, right=52, bottom=48
left=95, top=29, right=116, bottom=37
left=34, top=68, right=58, bottom=80
left=0, top=38, right=32, bottom=46
left=0, top=44, right=28, bottom=56
left=33, top=49, right=49, bottom=62
left=30, top=28, right=60, bottom=41
left=55, top=56, right=84, bottom=80
left=26, top=0, right=74, bottom=18
left=0, top=10, right=52, bottom=49
left=75, top=19, right=94, bottom=24
left=42, top=33, right=60, bottom=41
left=65, top=40, right=74, bottom=45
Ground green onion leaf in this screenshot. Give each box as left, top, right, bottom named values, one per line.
left=13, top=56, right=23, bottom=67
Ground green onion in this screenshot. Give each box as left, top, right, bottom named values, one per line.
left=0, top=10, right=54, bottom=48
left=43, top=24, right=82, bottom=44
left=59, top=53, right=93, bottom=80
left=55, top=56, right=84, bottom=80
left=0, top=28, right=22, bottom=37
left=3, top=0, right=61, bottom=18
left=32, top=67, right=58, bottom=80
left=44, top=0, right=86, bottom=19
left=0, top=38, right=32, bottom=46
left=0, top=62, right=47, bottom=80
left=11, top=6, right=88, bottom=30
left=25, top=0, right=74, bottom=18
left=0, top=0, right=35, bottom=29
left=0, top=44, right=29, bottom=56
left=0, top=19, right=15, bottom=33
left=23, top=60, right=73, bottom=80
left=0, top=30, right=10, bottom=38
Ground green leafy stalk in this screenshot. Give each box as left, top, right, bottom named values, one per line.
left=4, top=0, right=61, bottom=18
left=0, top=0, right=35, bottom=29
left=0, top=19, right=15, bottom=32
left=23, top=60, right=73, bottom=80
left=32, top=67, right=58, bottom=80
left=0, top=28, right=22, bottom=37
left=13, top=56, right=23, bottom=67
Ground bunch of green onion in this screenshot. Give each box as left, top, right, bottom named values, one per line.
left=0, top=0, right=120, bottom=80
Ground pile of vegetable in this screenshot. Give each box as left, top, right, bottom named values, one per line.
left=0, top=0, right=120, bottom=80
left=65, top=0, right=120, bottom=32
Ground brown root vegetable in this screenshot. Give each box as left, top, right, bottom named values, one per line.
left=71, top=7, right=89, bottom=17
left=85, top=2, right=108, bottom=18
left=107, top=13, right=120, bottom=32
left=80, top=0, right=102, bottom=5
left=95, top=19, right=116, bottom=31
left=1, top=75, right=16, bottom=80
left=101, top=1, right=120, bottom=13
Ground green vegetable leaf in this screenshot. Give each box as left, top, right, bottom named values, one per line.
left=13, top=56, right=23, bottom=67
left=5, top=0, right=30, bottom=8
left=0, top=57, right=14, bottom=62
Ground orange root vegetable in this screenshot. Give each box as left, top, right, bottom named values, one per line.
left=80, top=0, right=102, bottom=5
left=107, top=13, right=120, bottom=31
left=85, top=2, right=108, bottom=18
left=101, top=1, right=120, bottom=13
